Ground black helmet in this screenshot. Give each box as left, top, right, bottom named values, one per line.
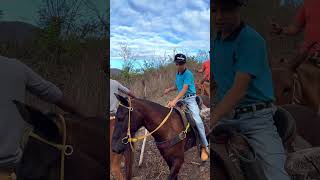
left=174, top=54, right=187, bottom=64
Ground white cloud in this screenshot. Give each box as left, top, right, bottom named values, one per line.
left=110, top=0, right=210, bottom=61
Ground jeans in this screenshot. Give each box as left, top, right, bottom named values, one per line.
left=183, top=96, right=209, bottom=147
left=217, top=105, right=290, bottom=180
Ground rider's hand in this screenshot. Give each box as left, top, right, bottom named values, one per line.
left=271, top=22, right=283, bottom=35
left=167, top=100, right=177, bottom=108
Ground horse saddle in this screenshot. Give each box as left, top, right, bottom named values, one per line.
left=212, top=125, right=267, bottom=180
left=174, top=96, right=207, bottom=145
left=211, top=107, right=297, bottom=180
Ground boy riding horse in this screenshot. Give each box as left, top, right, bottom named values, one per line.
left=271, top=0, right=320, bottom=113
left=197, top=58, right=211, bottom=96
left=272, top=0, right=320, bottom=63
left=211, top=0, right=290, bottom=179
left=164, top=54, right=209, bottom=162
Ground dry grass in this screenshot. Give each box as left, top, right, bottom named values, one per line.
left=12, top=40, right=108, bottom=116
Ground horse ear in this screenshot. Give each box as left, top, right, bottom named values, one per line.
left=114, top=93, right=128, bottom=106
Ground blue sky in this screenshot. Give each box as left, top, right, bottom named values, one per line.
left=110, top=0, right=210, bottom=69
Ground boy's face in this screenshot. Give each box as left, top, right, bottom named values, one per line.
left=212, top=3, right=241, bottom=33
left=176, top=63, right=186, bottom=72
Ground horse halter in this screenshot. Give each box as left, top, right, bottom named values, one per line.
left=118, top=98, right=135, bottom=151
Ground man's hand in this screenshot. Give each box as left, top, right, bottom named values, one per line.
left=197, top=68, right=204, bottom=73
left=167, top=100, right=177, bottom=108
left=271, top=22, right=283, bottom=35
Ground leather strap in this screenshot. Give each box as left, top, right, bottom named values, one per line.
left=174, top=107, right=189, bottom=129
left=155, top=132, right=187, bottom=149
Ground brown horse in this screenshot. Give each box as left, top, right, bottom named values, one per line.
left=111, top=94, right=209, bottom=180
left=13, top=101, right=107, bottom=180
left=110, top=116, right=134, bottom=180
left=271, top=44, right=320, bottom=112
left=211, top=104, right=320, bottom=180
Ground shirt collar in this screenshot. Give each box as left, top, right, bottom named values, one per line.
left=177, top=68, right=187, bottom=75
left=216, top=22, right=245, bottom=42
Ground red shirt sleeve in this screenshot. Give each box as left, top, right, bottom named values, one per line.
left=294, top=5, right=306, bottom=27
left=202, top=63, right=206, bottom=71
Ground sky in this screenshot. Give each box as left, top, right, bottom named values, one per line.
left=0, top=0, right=106, bottom=26
left=280, top=0, right=303, bottom=7
left=110, top=0, right=210, bottom=69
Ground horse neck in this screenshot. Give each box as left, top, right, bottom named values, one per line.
left=132, top=99, right=173, bottom=140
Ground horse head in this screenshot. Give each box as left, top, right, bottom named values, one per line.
left=13, top=100, right=62, bottom=179
left=112, top=94, right=143, bottom=154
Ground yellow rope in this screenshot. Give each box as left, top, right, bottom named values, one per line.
left=118, top=98, right=174, bottom=144
left=29, top=114, right=73, bottom=180
left=128, top=107, right=173, bottom=143
left=119, top=98, right=191, bottom=151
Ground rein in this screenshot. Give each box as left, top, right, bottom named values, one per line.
left=29, top=114, right=73, bottom=180
left=119, top=98, right=192, bottom=151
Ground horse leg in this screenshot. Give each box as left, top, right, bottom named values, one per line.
left=110, top=119, right=125, bottom=180
left=110, top=152, right=125, bottom=180
left=124, top=148, right=133, bottom=180
left=166, top=157, right=184, bottom=180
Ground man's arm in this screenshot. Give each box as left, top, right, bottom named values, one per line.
left=117, top=81, right=136, bottom=98
left=167, top=85, right=188, bottom=107
left=271, top=6, right=305, bottom=36
left=23, top=63, right=88, bottom=119
left=211, top=73, right=251, bottom=126
left=173, top=85, right=188, bottom=102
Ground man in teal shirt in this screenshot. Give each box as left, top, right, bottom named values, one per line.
left=164, top=54, right=209, bottom=162
left=211, top=0, right=290, bottom=179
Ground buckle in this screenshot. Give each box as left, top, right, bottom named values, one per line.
left=178, top=132, right=187, bottom=140
left=122, top=136, right=129, bottom=144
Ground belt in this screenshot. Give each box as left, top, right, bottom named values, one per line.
left=233, top=102, right=273, bottom=117
left=183, top=94, right=196, bottom=99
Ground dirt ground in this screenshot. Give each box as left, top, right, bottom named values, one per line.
left=110, top=128, right=210, bottom=180
left=127, top=128, right=210, bottom=180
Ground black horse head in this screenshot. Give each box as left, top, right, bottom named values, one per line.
left=111, top=94, right=143, bottom=154
left=13, top=100, right=62, bottom=180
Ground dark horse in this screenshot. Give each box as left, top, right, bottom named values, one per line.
left=112, top=94, right=209, bottom=180
left=13, top=100, right=107, bottom=180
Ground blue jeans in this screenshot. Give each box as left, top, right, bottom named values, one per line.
left=217, top=105, right=290, bottom=180
left=183, top=96, right=209, bottom=147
